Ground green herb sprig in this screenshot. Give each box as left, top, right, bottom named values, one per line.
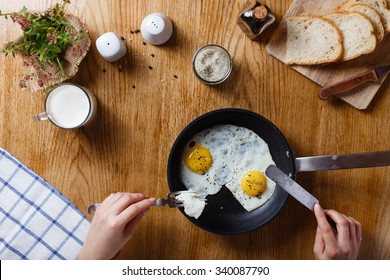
left=0, top=0, right=84, bottom=88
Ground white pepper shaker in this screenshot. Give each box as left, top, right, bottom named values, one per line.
left=141, top=13, right=173, bottom=45
left=96, top=32, right=127, bottom=62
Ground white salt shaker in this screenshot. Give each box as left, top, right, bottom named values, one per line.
left=141, top=13, right=173, bottom=45
left=96, top=32, right=127, bottom=62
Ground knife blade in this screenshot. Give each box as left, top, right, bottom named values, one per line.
left=265, top=165, right=337, bottom=228
left=265, top=165, right=318, bottom=210
left=318, top=64, right=390, bottom=100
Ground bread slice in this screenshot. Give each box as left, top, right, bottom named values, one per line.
left=336, top=0, right=390, bottom=33
left=349, top=4, right=385, bottom=41
left=286, top=16, right=343, bottom=65
left=323, top=12, right=376, bottom=61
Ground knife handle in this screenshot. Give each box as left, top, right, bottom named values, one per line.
left=326, top=215, right=337, bottom=229
left=318, top=69, right=378, bottom=100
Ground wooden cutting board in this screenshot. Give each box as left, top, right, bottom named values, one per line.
left=266, top=0, right=390, bottom=110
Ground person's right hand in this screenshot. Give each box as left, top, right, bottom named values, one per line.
left=313, top=203, right=362, bottom=260
left=78, top=192, right=156, bottom=260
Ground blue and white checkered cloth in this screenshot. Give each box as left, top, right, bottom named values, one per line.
left=0, top=147, right=90, bottom=260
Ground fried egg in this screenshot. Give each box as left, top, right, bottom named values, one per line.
left=224, top=128, right=276, bottom=211
left=180, top=124, right=276, bottom=215
left=180, top=126, right=235, bottom=195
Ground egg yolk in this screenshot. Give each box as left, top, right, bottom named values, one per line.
left=184, top=144, right=213, bottom=175
left=240, top=170, right=267, bottom=197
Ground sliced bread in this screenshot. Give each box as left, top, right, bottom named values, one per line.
left=349, top=4, right=385, bottom=41
left=323, top=11, right=377, bottom=61
left=336, top=0, right=390, bottom=33
left=286, top=16, right=343, bottom=65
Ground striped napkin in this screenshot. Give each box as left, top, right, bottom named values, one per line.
left=0, top=147, right=90, bottom=260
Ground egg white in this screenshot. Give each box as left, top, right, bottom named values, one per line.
left=176, top=191, right=206, bottom=219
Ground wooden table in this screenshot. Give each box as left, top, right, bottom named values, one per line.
left=1, top=0, right=389, bottom=260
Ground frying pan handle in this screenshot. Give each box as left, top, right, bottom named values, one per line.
left=295, top=151, right=390, bottom=172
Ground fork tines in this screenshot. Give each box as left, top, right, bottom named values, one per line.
left=170, top=189, right=207, bottom=198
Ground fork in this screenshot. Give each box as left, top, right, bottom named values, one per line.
left=87, top=189, right=207, bottom=215
left=153, top=189, right=207, bottom=208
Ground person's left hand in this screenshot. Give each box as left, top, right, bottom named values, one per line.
left=78, top=192, right=156, bottom=260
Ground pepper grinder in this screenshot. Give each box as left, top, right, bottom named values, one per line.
left=237, top=1, right=276, bottom=40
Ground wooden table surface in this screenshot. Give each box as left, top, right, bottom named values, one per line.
left=1, top=0, right=389, bottom=260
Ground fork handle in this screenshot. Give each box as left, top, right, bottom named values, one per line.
left=152, top=198, right=166, bottom=207
left=88, top=200, right=162, bottom=215
left=87, top=203, right=101, bottom=215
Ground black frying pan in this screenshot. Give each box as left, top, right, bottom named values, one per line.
left=167, top=108, right=294, bottom=235
left=167, top=108, right=390, bottom=235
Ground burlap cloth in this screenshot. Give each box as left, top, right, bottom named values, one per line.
left=6, top=7, right=91, bottom=92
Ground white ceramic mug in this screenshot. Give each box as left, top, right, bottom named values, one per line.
left=33, top=83, right=97, bottom=129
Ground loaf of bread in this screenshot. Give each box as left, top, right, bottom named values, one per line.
left=336, top=0, right=390, bottom=33
left=349, top=4, right=385, bottom=41
left=323, top=11, right=377, bottom=61
left=286, top=16, right=343, bottom=65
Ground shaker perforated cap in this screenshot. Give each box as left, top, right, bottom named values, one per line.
left=141, top=13, right=173, bottom=45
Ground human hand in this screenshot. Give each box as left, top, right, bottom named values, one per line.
left=313, top=203, right=362, bottom=260
left=78, top=192, right=156, bottom=260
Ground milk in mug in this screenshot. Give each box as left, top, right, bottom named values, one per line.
left=33, top=83, right=97, bottom=129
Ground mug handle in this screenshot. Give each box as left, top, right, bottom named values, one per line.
left=33, top=112, right=48, bottom=122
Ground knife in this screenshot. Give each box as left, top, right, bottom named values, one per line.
left=318, top=64, right=390, bottom=100
left=265, top=165, right=336, bottom=228
left=266, top=165, right=318, bottom=210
